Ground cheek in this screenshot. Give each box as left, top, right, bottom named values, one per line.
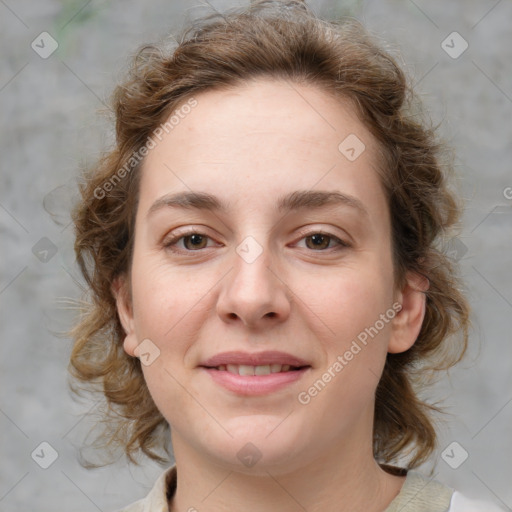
left=131, top=253, right=188, bottom=328
left=299, top=258, right=394, bottom=340
left=129, top=260, right=202, bottom=418
left=129, top=254, right=217, bottom=366
left=298, top=268, right=394, bottom=414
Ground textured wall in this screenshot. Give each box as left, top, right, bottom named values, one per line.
left=1, top=0, right=511, bottom=510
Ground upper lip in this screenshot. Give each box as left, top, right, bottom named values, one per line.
left=200, top=351, right=311, bottom=368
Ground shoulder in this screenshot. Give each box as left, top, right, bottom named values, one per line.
left=112, top=464, right=176, bottom=512
left=384, top=468, right=508, bottom=512
left=449, top=490, right=508, bottom=512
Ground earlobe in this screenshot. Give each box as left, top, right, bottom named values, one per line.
left=112, top=275, right=138, bottom=357
left=388, top=271, right=429, bottom=354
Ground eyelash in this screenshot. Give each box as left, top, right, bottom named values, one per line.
left=162, top=229, right=351, bottom=254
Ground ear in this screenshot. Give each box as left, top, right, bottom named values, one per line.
left=112, top=275, right=138, bottom=357
left=388, top=271, right=429, bottom=354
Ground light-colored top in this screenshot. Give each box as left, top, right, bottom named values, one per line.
left=114, top=464, right=507, bottom=512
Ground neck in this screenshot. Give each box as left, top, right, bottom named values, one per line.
left=168, top=433, right=405, bottom=512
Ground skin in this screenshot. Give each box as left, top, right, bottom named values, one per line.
left=114, top=77, right=428, bottom=512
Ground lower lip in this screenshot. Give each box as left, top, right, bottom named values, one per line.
left=201, top=367, right=310, bottom=395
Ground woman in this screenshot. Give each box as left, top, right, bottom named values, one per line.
left=69, top=1, right=505, bottom=511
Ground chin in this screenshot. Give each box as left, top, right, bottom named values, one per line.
left=206, top=428, right=306, bottom=476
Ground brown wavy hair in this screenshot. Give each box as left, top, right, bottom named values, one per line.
left=69, top=0, right=470, bottom=469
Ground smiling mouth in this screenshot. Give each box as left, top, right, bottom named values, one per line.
left=203, top=364, right=309, bottom=376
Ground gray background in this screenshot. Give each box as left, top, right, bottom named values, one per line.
left=1, top=0, right=511, bottom=510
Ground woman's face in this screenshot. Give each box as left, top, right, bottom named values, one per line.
left=115, top=78, right=426, bottom=474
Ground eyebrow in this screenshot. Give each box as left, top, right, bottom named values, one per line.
left=146, top=189, right=369, bottom=218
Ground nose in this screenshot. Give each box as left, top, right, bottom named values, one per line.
left=216, top=239, right=291, bottom=330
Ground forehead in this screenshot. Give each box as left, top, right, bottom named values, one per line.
left=137, top=78, right=387, bottom=225
left=166, top=78, right=369, bottom=156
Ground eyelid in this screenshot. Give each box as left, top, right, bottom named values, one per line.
left=162, top=227, right=219, bottom=250
left=292, top=226, right=352, bottom=249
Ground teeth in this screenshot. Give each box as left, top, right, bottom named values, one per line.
left=238, top=364, right=254, bottom=376
left=218, top=364, right=297, bottom=375
left=227, top=364, right=240, bottom=374
left=254, top=365, right=270, bottom=375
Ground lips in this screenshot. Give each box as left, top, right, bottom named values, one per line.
left=214, top=363, right=298, bottom=375
left=199, top=350, right=311, bottom=369
left=199, top=351, right=312, bottom=395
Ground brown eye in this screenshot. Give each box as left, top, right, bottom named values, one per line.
left=163, top=231, right=215, bottom=253
left=305, top=233, right=331, bottom=250
left=182, top=233, right=208, bottom=250
left=298, top=232, right=349, bottom=251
